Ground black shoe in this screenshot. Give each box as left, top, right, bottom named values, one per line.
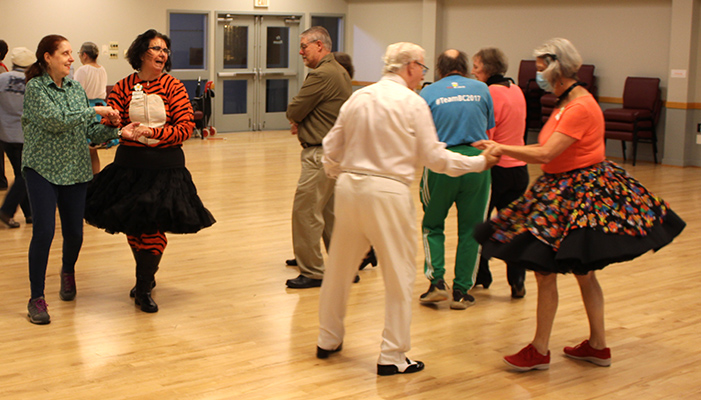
left=129, top=280, right=156, bottom=298
left=475, top=267, right=492, bottom=289
left=511, top=284, right=526, bottom=299
left=358, top=248, right=377, bottom=270
left=0, top=211, right=19, bottom=228
left=316, top=343, right=343, bottom=359
left=353, top=275, right=360, bottom=283
left=377, top=358, right=425, bottom=376
left=419, top=279, right=450, bottom=303
left=286, top=258, right=298, bottom=266
left=286, top=274, right=322, bottom=288
left=134, top=292, right=158, bottom=313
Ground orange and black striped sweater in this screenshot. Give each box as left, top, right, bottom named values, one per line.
left=105, top=72, right=194, bottom=148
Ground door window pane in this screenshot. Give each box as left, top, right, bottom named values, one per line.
left=266, top=79, right=288, bottom=113
left=311, top=16, right=342, bottom=52
left=266, top=27, right=289, bottom=69
left=224, top=25, right=248, bottom=69
left=170, top=13, right=207, bottom=70
left=180, top=79, right=198, bottom=101
left=223, top=80, right=247, bottom=114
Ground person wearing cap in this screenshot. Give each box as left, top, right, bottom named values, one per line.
left=0, top=47, right=35, bottom=228
left=0, top=40, right=10, bottom=190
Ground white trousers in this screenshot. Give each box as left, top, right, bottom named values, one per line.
left=318, top=173, right=417, bottom=365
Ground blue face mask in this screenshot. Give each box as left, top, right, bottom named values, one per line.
left=536, top=71, right=553, bottom=92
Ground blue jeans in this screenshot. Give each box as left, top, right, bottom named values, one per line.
left=24, top=168, right=88, bottom=299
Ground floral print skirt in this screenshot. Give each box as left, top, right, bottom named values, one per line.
left=476, top=160, right=686, bottom=274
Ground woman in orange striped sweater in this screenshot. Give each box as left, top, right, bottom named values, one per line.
left=85, top=29, right=215, bottom=313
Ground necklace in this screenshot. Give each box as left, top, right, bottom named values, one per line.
left=557, top=81, right=583, bottom=105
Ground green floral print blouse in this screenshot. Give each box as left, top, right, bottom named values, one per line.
left=21, top=73, right=117, bottom=185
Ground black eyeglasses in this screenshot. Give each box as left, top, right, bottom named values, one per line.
left=414, top=61, right=429, bottom=75
left=148, top=46, right=171, bottom=56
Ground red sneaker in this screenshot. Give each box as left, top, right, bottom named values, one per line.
left=563, top=340, right=611, bottom=367
left=503, top=344, right=550, bottom=371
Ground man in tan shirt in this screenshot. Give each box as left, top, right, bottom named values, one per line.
left=285, top=26, right=351, bottom=288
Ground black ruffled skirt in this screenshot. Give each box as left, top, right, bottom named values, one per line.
left=84, top=145, right=216, bottom=236
left=476, top=160, right=685, bottom=274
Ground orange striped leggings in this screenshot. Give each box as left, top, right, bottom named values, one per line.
left=127, top=232, right=167, bottom=255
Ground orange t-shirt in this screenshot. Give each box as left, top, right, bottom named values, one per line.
left=538, top=93, right=605, bottom=174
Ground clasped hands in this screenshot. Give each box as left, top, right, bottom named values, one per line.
left=93, top=106, right=153, bottom=141
left=473, top=140, right=501, bottom=170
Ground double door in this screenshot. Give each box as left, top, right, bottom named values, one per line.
left=215, top=14, right=302, bottom=132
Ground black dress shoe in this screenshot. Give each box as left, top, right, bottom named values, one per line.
left=286, top=274, right=322, bottom=288
left=353, top=275, right=360, bottom=283
left=358, top=248, right=377, bottom=270
left=285, top=258, right=298, bottom=266
left=377, top=358, right=425, bottom=376
left=511, top=284, right=526, bottom=299
left=316, top=343, right=343, bottom=359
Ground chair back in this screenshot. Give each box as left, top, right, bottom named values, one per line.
left=622, top=77, right=660, bottom=112
left=576, top=64, right=598, bottom=100
left=517, top=60, right=538, bottom=92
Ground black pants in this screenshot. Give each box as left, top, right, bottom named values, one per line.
left=0, top=142, right=31, bottom=219
left=478, top=165, right=529, bottom=287
left=25, top=168, right=87, bottom=299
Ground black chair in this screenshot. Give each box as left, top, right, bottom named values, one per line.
left=604, top=77, right=662, bottom=165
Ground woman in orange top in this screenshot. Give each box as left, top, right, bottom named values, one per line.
left=85, top=29, right=215, bottom=313
left=476, top=38, right=685, bottom=372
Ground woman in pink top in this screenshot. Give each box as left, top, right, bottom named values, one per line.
left=475, top=38, right=685, bottom=372
left=471, top=47, right=529, bottom=298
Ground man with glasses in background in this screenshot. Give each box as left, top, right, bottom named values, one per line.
left=417, top=49, right=495, bottom=309
left=284, top=26, right=352, bottom=288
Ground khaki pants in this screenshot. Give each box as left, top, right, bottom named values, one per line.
left=292, top=146, right=335, bottom=280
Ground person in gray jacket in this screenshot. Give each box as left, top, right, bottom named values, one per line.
left=0, top=47, right=35, bottom=228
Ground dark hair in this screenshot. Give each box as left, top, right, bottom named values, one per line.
left=0, top=40, right=8, bottom=60
left=126, top=29, right=172, bottom=72
left=332, top=52, right=354, bottom=79
left=25, top=34, right=68, bottom=83
left=79, top=42, right=99, bottom=60
left=474, top=48, right=508, bottom=77
left=436, top=50, right=468, bottom=78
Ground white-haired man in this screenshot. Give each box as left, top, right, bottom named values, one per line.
left=316, top=42, right=499, bottom=375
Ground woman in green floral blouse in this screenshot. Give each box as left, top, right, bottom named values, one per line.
left=21, top=34, right=140, bottom=325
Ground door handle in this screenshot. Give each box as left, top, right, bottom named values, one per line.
left=217, top=71, right=256, bottom=77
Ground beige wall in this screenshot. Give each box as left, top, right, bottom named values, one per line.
left=1, top=0, right=348, bottom=83
left=3, top=0, right=701, bottom=164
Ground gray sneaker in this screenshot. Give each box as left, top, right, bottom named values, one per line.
left=27, top=297, right=51, bottom=324
left=420, top=279, right=450, bottom=303
left=450, top=289, right=475, bottom=310
left=59, top=272, right=76, bottom=301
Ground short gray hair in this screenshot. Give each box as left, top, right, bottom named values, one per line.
left=474, top=47, right=508, bottom=77
left=382, top=42, right=425, bottom=75
left=79, top=42, right=99, bottom=60
left=533, top=38, right=582, bottom=84
left=301, top=26, right=332, bottom=51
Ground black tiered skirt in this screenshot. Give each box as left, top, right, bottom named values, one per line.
left=84, top=145, right=215, bottom=236
left=476, top=160, right=685, bottom=275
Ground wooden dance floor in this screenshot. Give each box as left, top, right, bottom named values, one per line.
left=0, top=131, right=698, bottom=399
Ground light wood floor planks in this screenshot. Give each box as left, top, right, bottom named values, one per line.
left=0, top=130, right=698, bottom=399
